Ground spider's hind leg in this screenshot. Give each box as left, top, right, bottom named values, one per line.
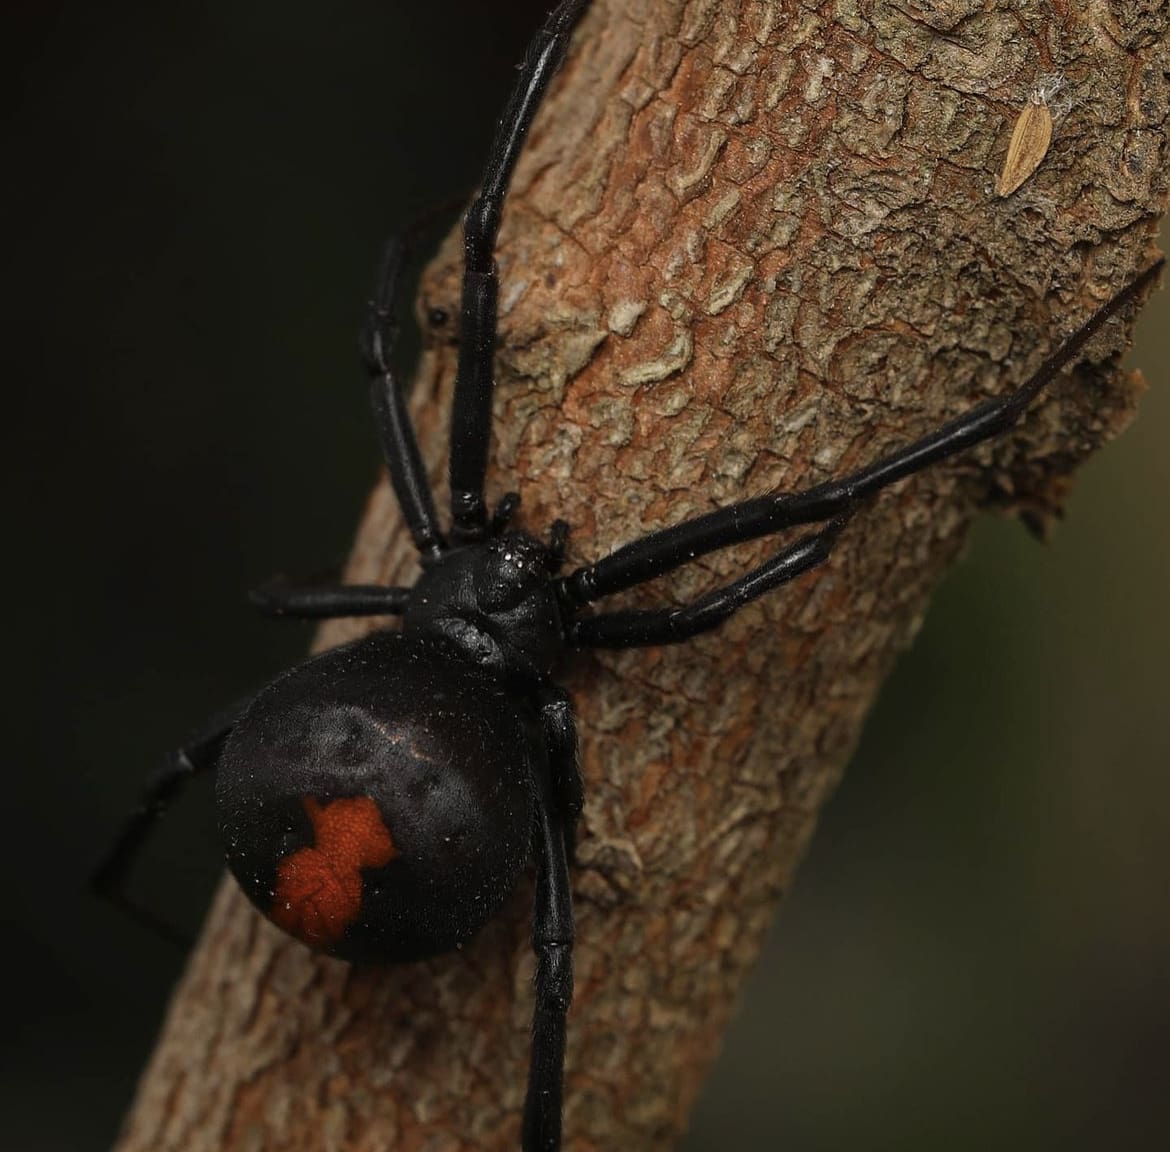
left=538, top=684, right=583, bottom=848
left=91, top=707, right=240, bottom=947
left=513, top=684, right=581, bottom=1150
left=522, top=769, right=575, bottom=1152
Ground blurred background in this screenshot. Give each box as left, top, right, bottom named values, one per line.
left=5, top=3, right=1167, bottom=1150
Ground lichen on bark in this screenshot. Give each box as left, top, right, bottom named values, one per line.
left=115, top=3, right=1167, bottom=1150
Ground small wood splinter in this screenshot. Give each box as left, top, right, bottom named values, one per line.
left=996, top=74, right=1065, bottom=197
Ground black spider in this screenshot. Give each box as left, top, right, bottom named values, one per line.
left=95, top=2, right=1161, bottom=1150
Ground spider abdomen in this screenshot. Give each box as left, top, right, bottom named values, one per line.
left=216, top=632, right=536, bottom=964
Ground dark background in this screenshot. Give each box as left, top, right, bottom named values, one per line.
left=6, top=4, right=1168, bottom=1150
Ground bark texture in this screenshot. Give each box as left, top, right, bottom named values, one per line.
left=116, top=3, right=1168, bottom=1150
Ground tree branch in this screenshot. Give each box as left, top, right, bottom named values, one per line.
left=115, top=2, right=1167, bottom=1149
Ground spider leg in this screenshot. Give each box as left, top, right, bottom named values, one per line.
left=448, top=0, right=591, bottom=542
left=522, top=769, right=575, bottom=1152
left=91, top=706, right=240, bottom=946
left=364, top=236, right=446, bottom=561
left=490, top=490, right=524, bottom=534
left=546, top=519, right=572, bottom=572
left=249, top=581, right=411, bottom=619
left=570, top=516, right=851, bottom=648
left=560, top=261, right=1164, bottom=606
left=537, top=684, right=583, bottom=853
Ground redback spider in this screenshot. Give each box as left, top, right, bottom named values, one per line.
left=95, top=1, right=1164, bottom=1149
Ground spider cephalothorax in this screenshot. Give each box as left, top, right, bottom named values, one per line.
left=95, top=2, right=1161, bottom=1150
left=403, top=526, right=569, bottom=678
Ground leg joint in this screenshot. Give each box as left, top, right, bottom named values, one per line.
left=463, top=196, right=500, bottom=270
left=536, top=942, right=574, bottom=1006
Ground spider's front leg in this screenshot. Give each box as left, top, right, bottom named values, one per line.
left=365, top=233, right=446, bottom=562
left=569, top=515, right=852, bottom=649
left=561, top=261, right=1163, bottom=648
left=447, top=0, right=592, bottom=541
left=249, top=581, right=411, bottom=619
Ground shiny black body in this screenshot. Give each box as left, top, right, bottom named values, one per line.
left=217, top=630, right=539, bottom=964
left=94, top=1, right=1161, bottom=1149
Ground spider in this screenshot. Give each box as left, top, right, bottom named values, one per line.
left=95, top=1, right=1161, bottom=1149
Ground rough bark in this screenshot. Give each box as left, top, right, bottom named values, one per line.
left=115, top=2, right=1168, bottom=1150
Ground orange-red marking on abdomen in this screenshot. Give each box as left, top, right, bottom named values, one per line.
left=270, top=796, right=397, bottom=949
